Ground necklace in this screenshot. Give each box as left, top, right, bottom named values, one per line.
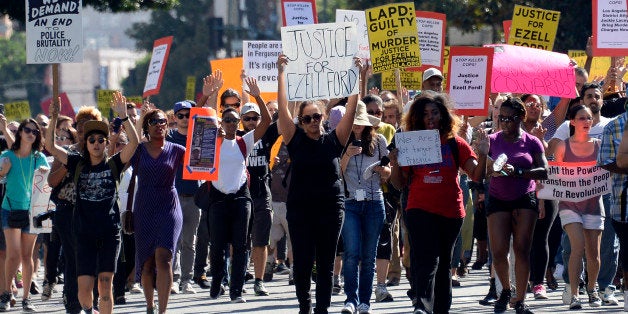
left=18, top=152, right=34, bottom=191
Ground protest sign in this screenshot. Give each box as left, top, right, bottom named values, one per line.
left=503, top=20, right=512, bottom=42
left=210, top=58, right=278, bottom=107
left=416, top=11, right=446, bottom=69
left=31, top=163, right=55, bottom=234
left=26, top=0, right=83, bottom=64
left=382, top=70, right=421, bottom=90
left=281, top=0, right=317, bottom=26
left=366, top=2, right=421, bottom=73
left=143, top=36, right=174, bottom=97
left=41, top=92, right=74, bottom=118
left=395, top=130, right=442, bottom=167
left=569, top=50, right=628, bottom=81
left=593, top=0, right=628, bottom=56
left=185, top=76, right=196, bottom=100
left=281, top=22, right=359, bottom=101
left=243, top=41, right=282, bottom=93
left=183, top=107, right=221, bottom=181
left=447, top=47, right=493, bottom=116
left=507, top=5, right=559, bottom=51
left=126, top=96, right=144, bottom=108
left=97, top=89, right=115, bottom=119
left=442, top=46, right=450, bottom=90
left=487, top=44, right=576, bottom=98
left=336, top=9, right=370, bottom=59
left=537, top=161, right=611, bottom=202
left=4, top=101, right=31, bottom=121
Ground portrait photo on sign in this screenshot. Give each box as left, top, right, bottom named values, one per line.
left=188, top=116, right=218, bottom=171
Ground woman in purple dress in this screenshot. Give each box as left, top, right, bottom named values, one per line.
left=132, top=109, right=185, bottom=314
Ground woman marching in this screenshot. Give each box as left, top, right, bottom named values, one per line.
left=46, top=92, right=139, bottom=314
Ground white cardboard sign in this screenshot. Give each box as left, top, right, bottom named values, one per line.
left=243, top=41, right=283, bottom=93
left=395, top=130, right=442, bottom=166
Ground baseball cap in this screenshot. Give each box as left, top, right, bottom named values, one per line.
left=422, top=68, right=444, bottom=82
left=173, top=100, right=193, bottom=113
left=240, top=103, right=260, bottom=116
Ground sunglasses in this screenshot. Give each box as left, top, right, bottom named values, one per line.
left=300, top=113, right=323, bottom=124
left=367, top=110, right=383, bottom=116
left=222, top=102, right=241, bottom=108
left=498, top=115, right=520, bottom=123
left=223, top=117, right=240, bottom=124
left=242, top=116, right=260, bottom=122
left=576, top=116, right=593, bottom=121
left=148, top=118, right=168, bottom=126
left=88, top=137, right=106, bottom=144
left=525, top=102, right=542, bottom=109
left=55, top=136, right=69, bottom=141
left=22, top=126, right=40, bottom=136
left=176, top=113, right=190, bottom=119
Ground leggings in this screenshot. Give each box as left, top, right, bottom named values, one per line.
left=529, top=199, right=558, bottom=285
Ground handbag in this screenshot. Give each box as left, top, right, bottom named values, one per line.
left=6, top=198, right=30, bottom=229
left=122, top=165, right=138, bottom=235
left=194, top=181, right=212, bottom=209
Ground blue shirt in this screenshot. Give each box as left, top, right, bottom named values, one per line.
left=598, top=112, right=628, bottom=221
left=1, top=150, right=49, bottom=211
left=166, top=129, right=201, bottom=195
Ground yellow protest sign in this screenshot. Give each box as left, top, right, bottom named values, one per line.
left=382, top=70, right=422, bottom=90
left=185, top=76, right=196, bottom=101
left=508, top=5, right=560, bottom=51
left=97, top=90, right=115, bottom=118
left=569, top=50, right=628, bottom=81
left=366, top=2, right=421, bottom=73
left=126, top=96, right=143, bottom=108
left=4, top=101, right=31, bottom=121
left=443, top=46, right=450, bottom=90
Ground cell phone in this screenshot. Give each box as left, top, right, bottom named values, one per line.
left=112, top=117, right=122, bottom=133
left=379, top=156, right=390, bottom=167
left=352, top=139, right=362, bottom=147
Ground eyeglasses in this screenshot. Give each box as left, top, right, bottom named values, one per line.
left=148, top=118, right=168, bottom=126
left=222, top=102, right=241, bottom=108
left=242, top=116, right=260, bottom=122
left=525, top=102, right=542, bottom=109
left=223, top=117, right=240, bottom=124
left=300, top=113, right=323, bottom=124
left=55, top=136, right=69, bottom=141
left=498, top=115, right=520, bottom=123
left=367, top=110, right=383, bottom=116
left=87, top=137, right=106, bottom=144
left=576, top=116, right=593, bottom=121
left=22, top=126, right=40, bottom=136
left=176, top=113, right=190, bottom=119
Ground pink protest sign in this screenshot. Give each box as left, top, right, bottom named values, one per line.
left=486, top=44, right=576, bottom=98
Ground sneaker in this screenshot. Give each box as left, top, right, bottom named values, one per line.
left=170, top=283, right=180, bottom=294
left=569, top=295, right=582, bottom=310
left=244, top=272, right=254, bottom=283
left=332, top=283, right=342, bottom=295
left=375, top=284, right=393, bottom=302
left=195, top=275, right=211, bottom=289
left=0, top=292, right=10, bottom=311
left=209, top=283, right=225, bottom=299
left=356, top=303, right=371, bottom=314
left=602, top=285, right=619, bottom=305
left=457, top=265, right=468, bottom=277
left=588, top=288, right=602, bottom=307
left=386, top=277, right=400, bottom=287
left=263, top=262, right=275, bottom=282
left=182, top=282, right=196, bottom=294
left=30, top=281, right=41, bottom=295
left=22, top=298, right=37, bottom=312
left=514, top=300, right=533, bottom=314
left=341, top=302, right=355, bottom=314
left=562, top=285, right=572, bottom=305
left=230, top=296, right=246, bottom=303
left=130, top=283, right=142, bottom=294
left=41, top=282, right=54, bottom=301
left=114, top=296, right=126, bottom=305
left=254, top=280, right=269, bottom=296
left=494, top=289, right=511, bottom=313
left=471, top=260, right=486, bottom=270
left=288, top=269, right=294, bottom=285
left=275, top=263, right=290, bottom=275
left=532, top=284, right=547, bottom=299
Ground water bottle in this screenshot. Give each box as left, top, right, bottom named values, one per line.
left=493, top=153, right=508, bottom=172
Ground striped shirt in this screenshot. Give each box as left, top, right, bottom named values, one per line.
left=598, top=112, right=628, bottom=221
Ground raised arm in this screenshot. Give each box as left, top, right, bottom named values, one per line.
left=0, top=114, right=14, bottom=148
left=464, top=129, right=489, bottom=182
left=245, top=77, right=271, bottom=142
left=335, top=58, right=363, bottom=146
left=198, top=70, right=223, bottom=110
left=112, top=92, right=139, bottom=164
left=277, top=54, right=297, bottom=144
left=45, top=98, right=69, bottom=165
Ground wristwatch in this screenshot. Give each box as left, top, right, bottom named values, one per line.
left=515, top=167, right=524, bottom=177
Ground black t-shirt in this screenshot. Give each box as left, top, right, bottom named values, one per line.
left=601, top=97, right=627, bottom=119
left=286, top=127, right=344, bottom=204
left=67, top=153, right=124, bottom=234
left=237, top=123, right=280, bottom=196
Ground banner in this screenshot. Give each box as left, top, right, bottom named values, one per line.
left=31, top=163, right=55, bottom=234
left=382, top=70, right=422, bottom=90
left=96, top=89, right=115, bottom=119
left=41, top=92, right=75, bottom=118
left=336, top=9, right=370, bottom=59
left=185, top=76, right=196, bottom=100
left=243, top=41, right=282, bottom=93
left=537, top=161, right=611, bottom=202
left=281, top=0, right=317, bottom=26
left=4, top=101, right=31, bottom=121
left=447, top=47, right=493, bottom=116
left=487, top=44, right=576, bottom=98
left=395, top=130, right=441, bottom=166
left=143, top=36, right=174, bottom=97
left=281, top=22, right=359, bottom=101
left=416, top=11, right=446, bottom=69
left=26, top=0, right=83, bottom=64
left=593, top=0, right=628, bottom=56
left=366, top=2, right=421, bottom=73
left=183, top=107, right=221, bottom=181
left=508, top=5, right=560, bottom=51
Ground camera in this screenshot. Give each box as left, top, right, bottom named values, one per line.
left=33, top=210, right=55, bottom=228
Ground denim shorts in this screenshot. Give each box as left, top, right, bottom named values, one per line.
left=1, top=209, right=32, bottom=234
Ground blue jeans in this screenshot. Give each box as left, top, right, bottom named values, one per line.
left=342, top=199, right=385, bottom=307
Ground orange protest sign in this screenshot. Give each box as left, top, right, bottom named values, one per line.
left=183, top=107, right=221, bottom=181
left=210, top=57, right=277, bottom=110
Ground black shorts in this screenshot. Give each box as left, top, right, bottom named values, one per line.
left=76, top=231, right=121, bottom=276
left=486, top=192, right=538, bottom=216
left=250, top=194, right=273, bottom=247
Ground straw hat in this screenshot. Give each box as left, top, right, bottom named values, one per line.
left=354, top=101, right=372, bottom=126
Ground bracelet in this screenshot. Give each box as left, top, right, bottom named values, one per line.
left=119, top=116, right=129, bottom=122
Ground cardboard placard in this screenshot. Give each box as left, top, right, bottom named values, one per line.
left=30, top=163, right=54, bottom=234
left=395, top=130, right=442, bottom=167
left=281, top=0, right=317, bottom=26
left=447, top=47, right=493, bottom=116
left=508, top=5, right=560, bottom=51
left=593, top=0, right=628, bottom=56
left=185, top=76, right=196, bottom=101
left=4, top=101, right=31, bottom=122
left=503, top=20, right=512, bottom=42
left=126, top=96, right=144, bottom=108
left=487, top=44, right=576, bottom=98
left=26, top=0, right=83, bottom=64
left=183, top=107, right=221, bottom=181
left=210, top=57, right=278, bottom=106
left=280, top=22, right=359, bottom=101
left=96, top=89, right=115, bottom=118
left=382, top=70, right=422, bottom=90
left=537, top=161, right=611, bottom=202
left=569, top=50, right=628, bottom=81
left=336, top=9, right=370, bottom=59
left=143, top=36, right=174, bottom=97
left=416, top=11, right=446, bottom=69
left=366, top=2, right=421, bottom=73
left=243, top=41, right=282, bottom=93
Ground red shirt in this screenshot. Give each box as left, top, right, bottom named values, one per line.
left=403, top=136, right=476, bottom=218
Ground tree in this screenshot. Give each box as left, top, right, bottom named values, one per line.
left=2, top=0, right=177, bottom=24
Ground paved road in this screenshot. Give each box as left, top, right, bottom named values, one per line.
left=24, top=263, right=628, bottom=313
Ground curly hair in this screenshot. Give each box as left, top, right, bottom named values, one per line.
left=402, top=92, right=459, bottom=138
